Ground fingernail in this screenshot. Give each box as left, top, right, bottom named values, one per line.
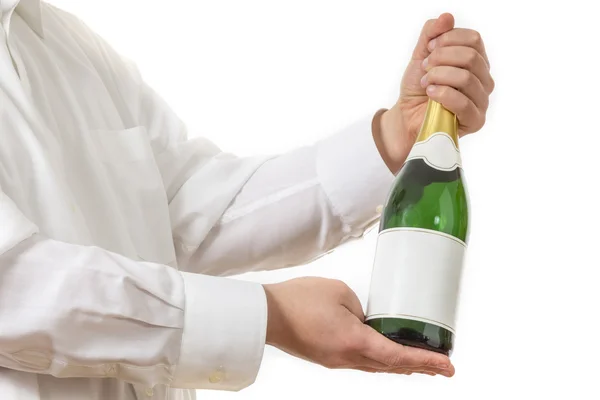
left=421, top=57, right=428, bottom=69
left=426, top=85, right=436, bottom=94
left=420, top=74, right=428, bottom=87
left=428, top=39, right=436, bottom=51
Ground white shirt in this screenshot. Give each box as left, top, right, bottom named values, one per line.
left=0, top=1, right=394, bottom=399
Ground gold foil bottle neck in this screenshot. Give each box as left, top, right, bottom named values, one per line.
left=415, top=99, right=459, bottom=148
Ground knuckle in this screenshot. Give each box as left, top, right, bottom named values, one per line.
left=466, top=48, right=479, bottom=68
left=470, top=30, right=482, bottom=45
left=435, top=85, right=449, bottom=101
left=488, top=76, right=496, bottom=93
left=459, top=96, right=471, bottom=113
left=460, top=70, right=473, bottom=87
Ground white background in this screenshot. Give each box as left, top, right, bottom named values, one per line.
left=48, top=1, right=600, bottom=398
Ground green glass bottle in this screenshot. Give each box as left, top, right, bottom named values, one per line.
left=365, top=99, right=469, bottom=357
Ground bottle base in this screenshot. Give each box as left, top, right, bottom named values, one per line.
left=366, top=317, right=454, bottom=357
left=380, top=332, right=450, bottom=356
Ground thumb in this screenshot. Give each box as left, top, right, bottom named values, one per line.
left=338, top=285, right=365, bottom=321
left=412, top=12, right=455, bottom=60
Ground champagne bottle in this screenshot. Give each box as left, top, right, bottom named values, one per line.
left=365, top=99, right=469, bottom=357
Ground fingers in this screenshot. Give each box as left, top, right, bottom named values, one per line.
left=424, top=46, right=495, bottom=93
left=356, top=356, right=446, bottom=377
left=412, top=19, right=493, bottom=136
left=422, top=66, right=488, bottom=111
left=429, top=28, right=490, bottom=68
left=359, top=326, right=455, bottom=377
left=425, top=85, right=485, bottom=133
left=353, top=356, right=438, bottom=377
left=419, top=28, right=493, bottom=135
left=412, top=13, right=455, bottom=60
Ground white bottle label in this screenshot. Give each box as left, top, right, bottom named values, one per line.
left=365, top=227, right=466, bottom=333
left=406, top=132, right=462, bottom=171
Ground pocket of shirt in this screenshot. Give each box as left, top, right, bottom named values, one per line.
left=91, top=126, right=177, bottom=267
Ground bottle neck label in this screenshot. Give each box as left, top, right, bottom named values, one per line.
left=406, top=132, right=461, bottom=171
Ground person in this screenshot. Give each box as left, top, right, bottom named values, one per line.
left=0, top=1, right=494, bottom=399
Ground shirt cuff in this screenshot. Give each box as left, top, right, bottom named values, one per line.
left=316, top=111, right=395, bottom=233
left=172, top=272, right=268, bottom=391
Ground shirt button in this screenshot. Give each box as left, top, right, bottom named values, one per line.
left=145, top=387, right=154, bottom=397
left=208, top=366, right=225, bottom=384
left=376, top=205, right=383, bottom=214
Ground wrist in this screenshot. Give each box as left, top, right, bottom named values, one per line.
left=372, top=105, right=413, bottom=174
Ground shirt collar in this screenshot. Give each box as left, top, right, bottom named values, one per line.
left=15, top=0, right=44, bottom=38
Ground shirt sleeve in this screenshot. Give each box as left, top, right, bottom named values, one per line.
left=0, top=188, right=266, bottom=391
left=137, top=75, right=395, bottom=277
left=173, top=114, right=396, bottom=276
